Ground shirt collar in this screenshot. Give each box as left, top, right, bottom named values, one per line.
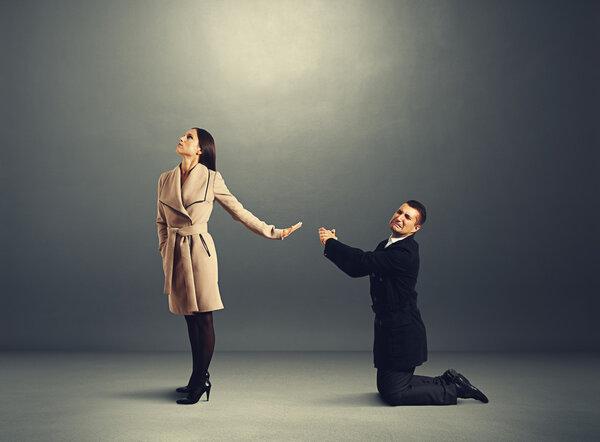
left=385, top=235, right=408, bottom=248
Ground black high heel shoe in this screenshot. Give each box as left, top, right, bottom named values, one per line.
left=176, top=372, right=209, bottom=394
left=176, top=379, right=211, bottom=405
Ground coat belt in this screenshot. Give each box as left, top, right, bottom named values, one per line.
left=163, top=223, right=208, bottom=295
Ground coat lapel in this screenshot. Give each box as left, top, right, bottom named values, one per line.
left=181, top=163, right=211, bottom=209
left=158, top=165, right=191, bottom=220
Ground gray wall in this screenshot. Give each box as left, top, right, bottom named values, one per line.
left=2, top=0, right=598, bottom=351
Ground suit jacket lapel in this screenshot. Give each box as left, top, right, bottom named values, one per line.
left=375, top=239, right=388, bottom=251
left=386, top=235, right=414, bottom=249
left=159, top=165, right=191, bottom=220
left=376, top=235, right=414, bottom=251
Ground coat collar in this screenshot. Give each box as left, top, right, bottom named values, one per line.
left=181, top=163, right=210, bottom=209
left=159, top=165, right=189, bottom=219
left=159, top=163, right=212, bottom=220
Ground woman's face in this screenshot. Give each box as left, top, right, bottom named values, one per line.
left=176, top=129, right=201, bottom=158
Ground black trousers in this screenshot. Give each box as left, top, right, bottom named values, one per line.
left=377, top=368, right=457, bottom=406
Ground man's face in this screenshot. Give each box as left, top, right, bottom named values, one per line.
left=389, top=203, right=421, bottom=237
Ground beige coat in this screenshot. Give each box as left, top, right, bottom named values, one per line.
left=157, top=163, right=283, bottom=315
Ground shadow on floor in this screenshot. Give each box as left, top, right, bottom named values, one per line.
left=316, top=392, right=384, bottom=407
left=116, top=388, right=184, bottom=403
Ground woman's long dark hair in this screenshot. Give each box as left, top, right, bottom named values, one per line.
left=194, top=127, right=216, bottom=171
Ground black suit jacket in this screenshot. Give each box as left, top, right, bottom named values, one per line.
left=324, top=235, right=427, bottom=370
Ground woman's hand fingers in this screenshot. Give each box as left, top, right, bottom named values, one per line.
left=282, top=221, right=303, bottom=239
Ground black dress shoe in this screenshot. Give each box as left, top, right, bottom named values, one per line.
left=176, top=372, right=210, bottom=394
left=441, top=368, right=457, bottom=385
left=442, top=368, right=489, bottom=403
left=176, top=379, right=211, bottom=405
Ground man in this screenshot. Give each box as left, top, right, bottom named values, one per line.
left=319, top=200, right=488, bottom=405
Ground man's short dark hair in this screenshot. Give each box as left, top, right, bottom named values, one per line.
left=405, top=200, right=427, bottom=226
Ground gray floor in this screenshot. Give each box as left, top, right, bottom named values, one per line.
left=1, top=352, right=599, bottom=441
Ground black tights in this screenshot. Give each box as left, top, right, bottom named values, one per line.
left=184, top=312, right=215, bottom=388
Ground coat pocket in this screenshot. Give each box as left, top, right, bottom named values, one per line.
left=198, top=234, right=211, bottom=257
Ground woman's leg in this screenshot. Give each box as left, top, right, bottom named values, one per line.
left=191, top=311, right=215, bottom=386
left=184, top=314, right=202, bottom=387
left=184, top=312, right=215, bottom=388
left=177, top=312, right=214, bottom=404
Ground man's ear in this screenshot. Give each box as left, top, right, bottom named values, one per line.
left=412, top=224, right=421, bottom=233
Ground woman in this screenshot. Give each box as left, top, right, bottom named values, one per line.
left=156, top=128, right=301, bottom=405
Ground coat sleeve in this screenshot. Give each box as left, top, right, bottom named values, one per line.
left=156, top=174, right=168, bottom=252
left=324, top=238, right=413, bottom=277
left=213, top=171, right=283, bottom=240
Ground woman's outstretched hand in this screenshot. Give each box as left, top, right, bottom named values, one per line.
left=282, top=222, right=303, bottom=239
left=318, top=227, right=337, bottom=246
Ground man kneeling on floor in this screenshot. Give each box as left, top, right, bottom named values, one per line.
left=318, top=200, right=488, bottom=405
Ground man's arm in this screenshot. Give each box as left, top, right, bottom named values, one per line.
left=319, top=228, right=413, bottom=277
